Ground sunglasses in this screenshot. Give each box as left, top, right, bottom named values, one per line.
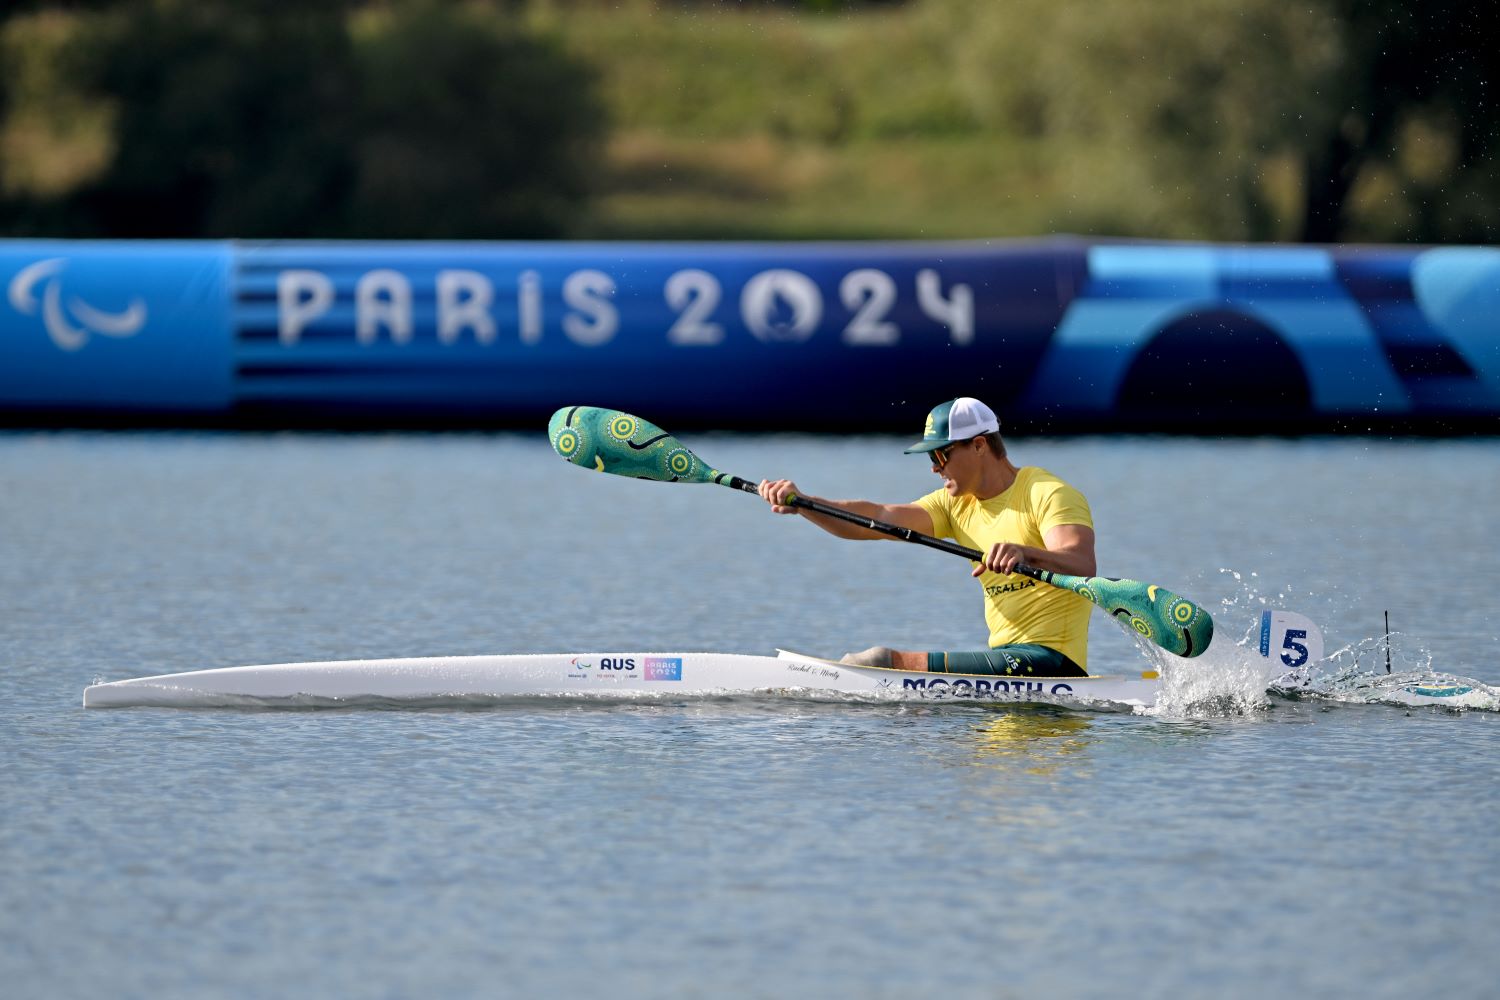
left=931, top=440, right=967, bottom=470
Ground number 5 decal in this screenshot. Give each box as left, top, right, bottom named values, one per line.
left=1280, top=629, right=1310, bottom=668
left=1258, top=610, right=1324, bottom=669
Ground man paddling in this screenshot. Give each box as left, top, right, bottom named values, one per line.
left=757, top=397, right=1096, bottom=677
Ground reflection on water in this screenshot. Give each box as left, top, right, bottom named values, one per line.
left=968, top=707, right=1094, bottom=775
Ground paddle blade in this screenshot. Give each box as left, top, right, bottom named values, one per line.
left=548, top=405, right=724, bottom=484
left=1042, top=571, right=1215, bottom=658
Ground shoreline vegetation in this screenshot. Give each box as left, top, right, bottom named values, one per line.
left=2, top=0, right=1494, bottom=243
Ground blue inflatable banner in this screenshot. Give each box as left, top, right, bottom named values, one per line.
left=1, top=241, right=233, bottom=410
left=2, top=238, right=1496, bottom=430
left=231, top=241, right=1052, bottom=425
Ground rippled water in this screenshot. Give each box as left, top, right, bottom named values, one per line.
left=4, top=432, right=1498, bottom=998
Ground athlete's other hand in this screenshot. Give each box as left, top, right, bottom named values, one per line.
left=974, top=542, right=1029, bottom=577
left=758, top=479, right=801, bottom=515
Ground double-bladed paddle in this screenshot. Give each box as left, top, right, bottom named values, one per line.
left=548, top=404, right=1214, bottom=658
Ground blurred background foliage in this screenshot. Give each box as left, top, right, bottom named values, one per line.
left=0, top=0, right=1494, bottom=242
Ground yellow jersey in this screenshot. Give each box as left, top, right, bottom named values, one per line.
left=914, top=467, right=1094, bottom=669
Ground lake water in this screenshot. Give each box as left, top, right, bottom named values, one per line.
left=3, top=431, right=1497, bottom=998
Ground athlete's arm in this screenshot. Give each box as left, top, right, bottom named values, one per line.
left=973, top=524, right=1097, bottom=578
left=757, top=479, right=935, bottom=541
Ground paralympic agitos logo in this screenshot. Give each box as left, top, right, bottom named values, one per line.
left=7, top=258, right=148, bottom=351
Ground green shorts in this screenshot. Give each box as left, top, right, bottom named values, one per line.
left=926, top=645, right=1086, bottom=677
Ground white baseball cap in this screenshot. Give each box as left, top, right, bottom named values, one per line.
left=903, top=397, right=1000, bottom=454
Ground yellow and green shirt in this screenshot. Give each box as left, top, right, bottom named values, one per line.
left=914, top=467, right=1094, bottom=669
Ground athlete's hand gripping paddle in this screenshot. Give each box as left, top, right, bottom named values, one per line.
left=549, top=405, right=1214, bottom=658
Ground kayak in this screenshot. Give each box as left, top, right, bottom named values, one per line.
left=82, top=649, right=1161, bottom=711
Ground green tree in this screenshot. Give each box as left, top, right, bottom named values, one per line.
left=1292, top=1, right=1499, bottom=243
left=932, top=0, right=1499, bottom=243
left=65, top=0, right=360, bottom=237
left=2, top=0, right=604, bottom=238
left=347, top=2, right=605, bottom=238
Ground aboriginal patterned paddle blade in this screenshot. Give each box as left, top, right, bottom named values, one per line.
left=1095, top=577, right=1213, bottom=658
left=548, top=405, right=726, bottom=484
left=1043, top=571, right=1215, bottom=658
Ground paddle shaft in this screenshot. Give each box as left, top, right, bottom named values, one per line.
left=722, top=476, right=1056, bottom=585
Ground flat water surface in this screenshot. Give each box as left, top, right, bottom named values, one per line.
left=3, top=432, right=1497, bottom=998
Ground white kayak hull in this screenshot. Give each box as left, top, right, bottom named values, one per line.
left=82, top=650, right=1161, bottom=711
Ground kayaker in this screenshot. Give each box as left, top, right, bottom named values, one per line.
left=757, top=396, right=1096, bottom=677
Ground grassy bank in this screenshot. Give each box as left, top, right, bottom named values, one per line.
left=534, top=1, right=1292, bottom=240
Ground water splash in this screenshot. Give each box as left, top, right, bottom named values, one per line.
left=1107, top=567, right=1283, bottom=717
left=1270, top=633, right=1498, bottom=711
left=1131, top=568, right=1497, bottom=716
left=1136, top=630, right=1274, bottom=718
